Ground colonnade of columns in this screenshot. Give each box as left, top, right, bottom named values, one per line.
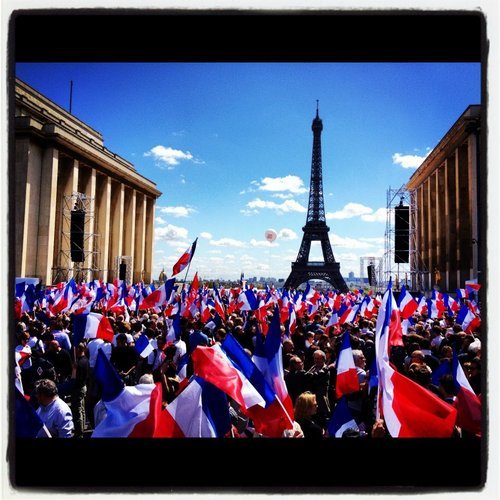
left=15, top=143, right=156, bottom=285
left=411, top=134, right=478, bottom=291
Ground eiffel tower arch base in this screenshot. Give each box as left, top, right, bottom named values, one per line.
left=284, top=262, right=348, bottom=293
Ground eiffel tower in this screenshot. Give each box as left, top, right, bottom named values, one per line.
left=284, top=103, right=348, bottom=292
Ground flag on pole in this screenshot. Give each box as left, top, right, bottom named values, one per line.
left=327, top=396, right=359, bottom=437
left=375, top=283, right=457, bottom=437
left=335, top=332, right=360, bottom=398
left=172, top=238, right=198, bottom=277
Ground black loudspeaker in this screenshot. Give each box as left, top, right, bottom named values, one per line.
left=70, top=209, right=85, bottom=262
left=119, top=262, right=127, bottom=281
left=394, top=204, right=410, bottom=263
left=367, top=264, right=376, bottom=286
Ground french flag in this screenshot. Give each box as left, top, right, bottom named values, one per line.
left=397, top=285, right=418, bottom=319
left=252, top=306, right=294, bottom=422
left=172, top=238, right=198, bottom=277
left=72, top=312, right=115, bottom=346
left=456, top=288, right=469, bottom=300
left=15, top=387, right=51, bottom=438
left=339, top=303, right=360, bottom=325
left=237, top=289, right=260, bottom=311
left=92, top=350, right=164, bottom=437
left=162, top=376, right=231, bottom=437
left=327, top=396, right=359, bottom=438
left=452, top=353, right=481, bottom=436
left=134, top=333, right=155, bottom=359
left=415, top=295, right=428, bottom=315
left=140, top=278, right=175, bottom=311
left=212, top=284, right=226, bottom=319
left=50, top=278, right=78, bottom=315
left=335, top=332, right=360, bottom=398
left=191, top=344, right=267, bottom=412
left=375, top=283, right=457, bottom=437
left=456, top=304, right=481, bottom=334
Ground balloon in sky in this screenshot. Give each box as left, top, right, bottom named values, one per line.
left=264, top=229, right=277, bottom=242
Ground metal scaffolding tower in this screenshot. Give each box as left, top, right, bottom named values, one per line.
left=52, top=191, right=101, bottom=284
left=383, top=185, right=427, bottom=292
left=360, top=256, right=383, bottom=291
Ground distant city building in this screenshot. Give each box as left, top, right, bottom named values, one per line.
left=406, top=105, right=482, bottom=292
left=13, top=78, right=161, bottom=285
left=348, top=271, right=355, bottom=280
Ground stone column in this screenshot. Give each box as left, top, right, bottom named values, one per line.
left=144, top=196, right=155, bottom=283
left=82, top=167, right=97, bottom=282
left=109, top=181, right=124, bottom=280
left=458, top=143, right=471, bottom=284
left=122, top=187, right=136, bottom=282
left=16, top=138, right=36, bottom=278
left=446, top=153, right=458, bottom=291
left=437, top=162, right=447, bottom=290
left=468, top=133, right=479, bottom=280
left=96, top=174, right=111, bottom=282
left=134, top=192, right=146, bottom=283
left=36, top=147, right=59, bottom=285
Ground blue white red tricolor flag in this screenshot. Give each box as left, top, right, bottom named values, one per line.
left=172, top=238, right=198, bottom=277
left=335, top=332, right=360, bottom=398
left=375, top=282, right=457, bottom=437
left=327, top=396, right=359, bottom=438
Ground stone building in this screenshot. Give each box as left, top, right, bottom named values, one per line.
left=13, top=78, right=161, bottom=285
left=406, top=105, right=482, bottom=292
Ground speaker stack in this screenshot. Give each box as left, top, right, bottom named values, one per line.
left=394, top=202, right=409, bottom=264
left=70, top=209, right=85, bottom=263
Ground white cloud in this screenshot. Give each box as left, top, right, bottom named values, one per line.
left=361, top=208, right=387, bottom=222
left=200, top=232, right=213, bottom=239
left=240, top=208, right=260, bottom=216
left=209, top=238, right=246, bottom=248
left=155, top=216, right=167, bottom=225
left=359, top=236, right=385, bottom=245
left=277, top=228, right=298, bottom=240
left=144, top=145, right=194, bottom=166
left=330, top=233, right=375, bottom=249
left=250, top=239, right=277, bottom=248
left=257, top=175, right=308, bottom=194
left=392, top=152, right=429, bottom=169
left=154, top=224, right=189, bottom=241
left=246, top=197, right=307, bottom=214
left=272, top=193, right=294, bottom=200
left=158, top=206, right=196, bottom=218
left=326, top=202, right=373, bottom=220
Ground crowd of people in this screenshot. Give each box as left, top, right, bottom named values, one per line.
left=14, top=283, right=482, bottom=439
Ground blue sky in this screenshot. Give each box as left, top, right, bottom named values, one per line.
left=15, top=62, right=481, bottom=282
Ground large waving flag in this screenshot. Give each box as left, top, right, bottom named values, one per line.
left=191, top=344, right=267, bottom=412
left=335, top=332, right=360, bottom=398
left=456, top=304, right=481, bottom=333
left=237, top=289, right=260, bottom=311
left=92, top=350, right=164, bottom=438
left=375, top=284, right=457, bottom=437
left=15, top=387, right=51, bottom=438
left=50, top=278, right=78, bottom=315
left=162, top=376, right=231, bottom=437
left=397, top=285, right=418, bottom=319
left=221, top=332, right=293, bottom=437
left=172, top=238, right=198, bottom=277
left=327, top=396, right=359, bottom=438
left=452, top=353, right=481, bottom=436
left=72, top=311, right=114, bottom=346
left=254, top=306, right=294, bottom=421
left=140, top=277, right=176, bottom=311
